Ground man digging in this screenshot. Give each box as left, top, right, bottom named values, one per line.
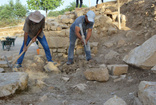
left=14, top=10, right=57, bottom=72
left=67, top=10, right=95, bottom=65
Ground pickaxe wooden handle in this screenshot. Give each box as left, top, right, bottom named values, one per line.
left=12, top=41, right=34, bottom=67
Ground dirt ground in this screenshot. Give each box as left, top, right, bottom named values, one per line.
left=1, top=0, right=156, bottom=105
left=0, top=35, right=156, bottom=105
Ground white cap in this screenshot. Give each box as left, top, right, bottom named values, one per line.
left=86, top=10, right=95, bottom=22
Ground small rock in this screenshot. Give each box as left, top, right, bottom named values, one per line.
left=99, top=64, right=106, bottom=68
left=0, top=68, right=5, bottom=73
left=72, top=83, right=87, bottom=91
left=40, top=94, right=47, bottom=102
left=120, top=75, right=126, bottom=79
left=33, top=55, right=44, bottom=63
left=127, top=79, right=134, bottom=83
left=110, top=75, right=119, bottom=79
left=62, top=77, right=70, bottom=82
left=114, top=78, right=122, bottom=83
left=151, top=65, right=156, bottom=73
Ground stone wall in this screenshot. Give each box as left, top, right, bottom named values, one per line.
left=39, top=3, right=126, bottom=57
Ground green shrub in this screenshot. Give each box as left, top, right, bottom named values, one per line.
left=0, top=0, right=27, bottom=27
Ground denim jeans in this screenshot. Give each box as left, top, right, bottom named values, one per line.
left=76, top=0, right=83, bottom=8
left=17, top=35, right=52, bottom=64
left=68, top=28, right=91, bottom=61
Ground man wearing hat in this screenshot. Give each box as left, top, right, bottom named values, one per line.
left=67, top=10, right=95, bottom=65
left=15, top=10, right=53, bottom=68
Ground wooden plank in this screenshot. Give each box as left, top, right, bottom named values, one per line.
left=118, top=0, right=121, bottom=29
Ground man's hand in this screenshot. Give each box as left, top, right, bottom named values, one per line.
left=32, top=37, right=36, bottom=42
left=23, top=45, right=27, bottom=52
left=81, top=39, right=87, bottom=46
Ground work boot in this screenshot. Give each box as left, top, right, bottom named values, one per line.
left=66, top=60, right=74, bottom=65
left=14, top=64, right=22, bottom=68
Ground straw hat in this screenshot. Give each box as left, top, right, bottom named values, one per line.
left=28, top=10, right=44, bottom=23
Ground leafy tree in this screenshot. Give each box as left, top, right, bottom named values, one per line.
left=0, top=5, right=14, bottom=19
left=0, top=0, right=27, bottom=27
left=27, top=0, right=63, bottom=17
left=14, top=0, right=27, bottom=18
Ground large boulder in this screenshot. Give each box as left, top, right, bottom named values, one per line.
left=138, top=81, right=156, bottom=105
left=123, top=35, right=156, bottom=69
left=0, top=72, right=28, bottom=97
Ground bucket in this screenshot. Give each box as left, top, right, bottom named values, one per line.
left=37, top=48, right=40, bottom=55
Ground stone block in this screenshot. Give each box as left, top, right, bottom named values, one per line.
left=39, top=49, right=53, bottom=57
left=107, top=64, right=128, bottom=76
left=90, top=42, right=99, bottom=47
left=47, top=37, right=69, bottom=48
left=0, top=61, right=8, bottom=68
left=56, top=26, right=62, bottom=31
left=52, top=49, right=57, bottom=53
left=84, top=67, right=109, bottom=82
left=50, top=26, right=57, bottom=31
left=58, top=53, right=63, bottom=57
left=44, top=30, right=66, bottom=37
left=58, top=49, right=66, bottom=53
left=0, top=68, right=4, bottom=73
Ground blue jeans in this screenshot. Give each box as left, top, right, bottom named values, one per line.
left=17, top=35, right=53, bottom=64
left=68, top=28, right=91, bottom=61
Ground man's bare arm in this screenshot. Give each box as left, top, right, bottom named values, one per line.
left=75, top=26, right=82, bottom=40
left=86, top=28, right=92, bottom=43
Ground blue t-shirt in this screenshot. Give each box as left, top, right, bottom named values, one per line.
left=70, top=15, right=94, bottom=34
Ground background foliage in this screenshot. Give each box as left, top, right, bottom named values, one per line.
left=0, top=0, right=27, bottom=27
left=48, top=2, right=87, bottom=17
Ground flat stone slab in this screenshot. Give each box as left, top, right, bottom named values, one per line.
left=0, top=61, right=8, bottom=68
left=0, top=68, right=4, bottom=73
left=0, top=72, right=28, bottom=97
